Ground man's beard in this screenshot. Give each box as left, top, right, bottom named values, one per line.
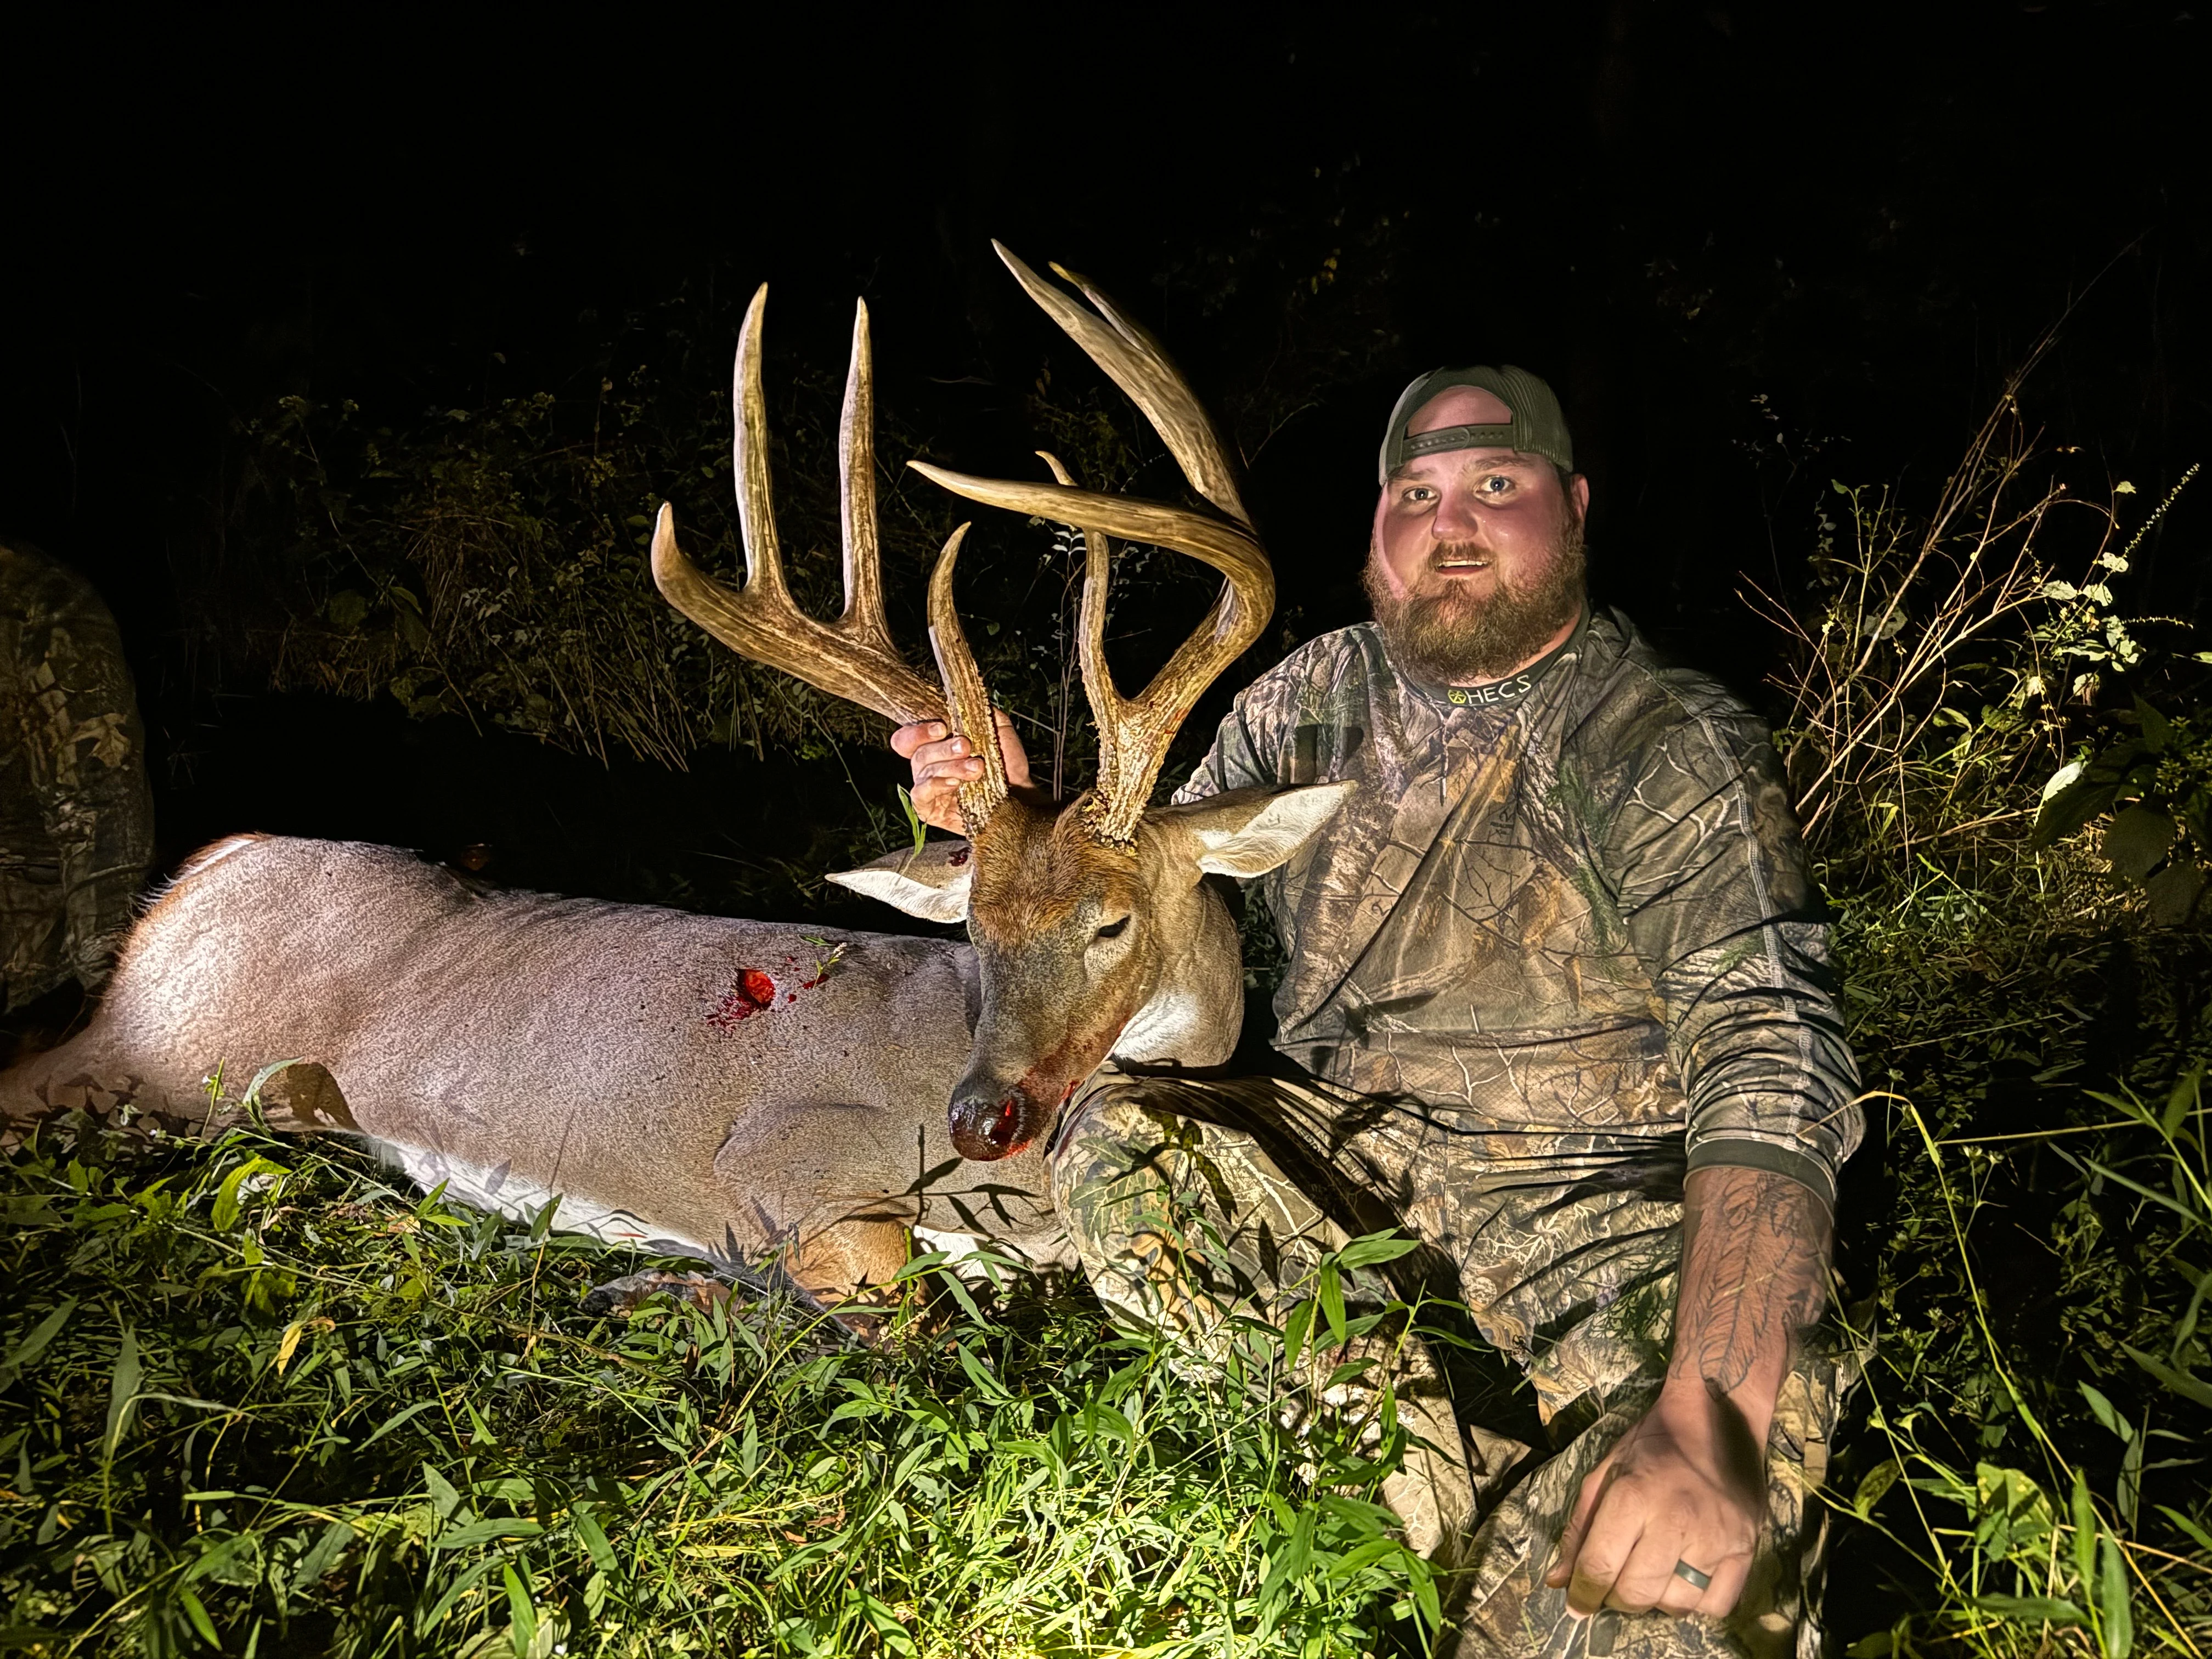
left=1363, top=513, right=1588, bottom=685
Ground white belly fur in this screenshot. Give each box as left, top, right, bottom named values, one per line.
left=367, top=1137, right=714, bottom=1259
left=364, top=1141, right=1076, bottom=1281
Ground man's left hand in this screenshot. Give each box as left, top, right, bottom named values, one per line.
left=1545, top=1379, right=1768, bottom=1619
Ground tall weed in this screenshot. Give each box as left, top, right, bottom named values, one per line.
left=1759, top=363, right=2211, bottom=1654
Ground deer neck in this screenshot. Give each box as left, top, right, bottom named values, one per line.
left=1109, top=872, right=1244, bottom=1069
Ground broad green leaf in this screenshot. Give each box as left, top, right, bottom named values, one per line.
left=1972, top=1594, right=2087, bottom=1626
left=2134, top=695, right=2173, bottom=752
left=1852, top=1458, right=1903, bottom=1518
left=359, top=1400, right=441, bottom=1448
left=431, top=1518, right=544, bottom=1550
left=955, top=1344, right=1009, bottom=1402
left=1412, top=1561, right=1442, bottom=1633
left=1336, top=1232, right=1421, bottom=1271
left=571, top=1506, right=617, bottom=1577
left=502, top=1562, right=537, bottom=1655
left=2085, top=1168, right=2198, bottom=1227
left=288, top=1521, right=355, bottom=1592
left=1322, top=1537, right=1404, bottom=1580
left=2122, top=1344, right=2212, bottom=1409
left=2099, top=1534, right=2132, bottom=1657
left=2119, top=1415, right=2145, bottom=1529
left=2145, top=861, right=2208, bottom=927
left=178, top=1587, right=219, bottom=1647
left=2155, top=1504, right=2212, bottom=1554
left=1319, top=1261, right=1347, bottom=1348
left=933, top=1267, right=986, bottom=1325
left=416, top=1558, right=500, bottom=1636
left=0, top=1299, right=76, bottom=1389
left=241, top=1057, right=306, bottom=1109
left=2104, top=806, right=2178, bottom=881
left=893, top=1250, right=951, bottom=1282
left=2079, top=1381, right=2132, bottom=1441
left=423, top=1462, right=467, bottom=1520
left=212, top=1156, right=281, bottom=1231
left=1080, top=1402, right=1133, bottom=1448
left=103, top=1326, right=141, bottom=1457
left=2032, top=778, right=2120, bottom=849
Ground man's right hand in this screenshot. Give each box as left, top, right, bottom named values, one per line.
left=891, top=712, right=1033, bottom=834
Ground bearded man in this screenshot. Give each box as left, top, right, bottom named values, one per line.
left=895, top=368, right=1860, bottom=1658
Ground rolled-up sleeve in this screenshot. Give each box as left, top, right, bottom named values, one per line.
left=1604, top=702, right=1862, bottom=1207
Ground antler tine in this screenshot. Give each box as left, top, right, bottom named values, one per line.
left=651, top=284, right=948, bottom=729
left=991, top=241, right=1252, bottom=531
left=924, top=526, right=1009, bottom=834
left=1036, top=452, right=1133, bottom=824
left=838, top=299, right=893, bottom=652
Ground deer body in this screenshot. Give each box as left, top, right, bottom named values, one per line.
left=2, top=833, right=1069, bottom=1291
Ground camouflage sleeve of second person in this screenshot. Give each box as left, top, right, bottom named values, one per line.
left=1596, top=687, right=1863, bottom=1207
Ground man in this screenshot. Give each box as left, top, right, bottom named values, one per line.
left=895, top=368, right=1859, bottom=1657
left=2, top=535, right=154, bottom=1015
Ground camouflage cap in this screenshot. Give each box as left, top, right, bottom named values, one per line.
left=1377, top=364, right=1575, bottom=484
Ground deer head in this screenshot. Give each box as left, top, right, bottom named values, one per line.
left=652, top=245, right=1349, bottom=1161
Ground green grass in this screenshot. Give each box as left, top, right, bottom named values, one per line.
left=0, top=1111, right=1440, bottom=1657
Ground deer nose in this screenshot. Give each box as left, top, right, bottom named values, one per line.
left=948, top=1087, right=1028, bottom=1162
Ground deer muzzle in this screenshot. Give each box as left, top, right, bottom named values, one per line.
left=947, top=1086, right=1030, bottom=1161
left=947, top=1068, right=1072, bottom=1162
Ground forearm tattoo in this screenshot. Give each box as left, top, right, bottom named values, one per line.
left=1669, top=1166, right=1832, bottom=1397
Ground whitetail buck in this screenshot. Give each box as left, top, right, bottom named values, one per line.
left=0, top=247, right=1351, bottom=1313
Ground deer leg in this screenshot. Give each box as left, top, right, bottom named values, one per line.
left=242, top=1060, right=359, bottom=1132
left=2, top=1031, right=224, bottom=1148
left=581, top=1269, right=729, bottom=1318
left=777, top=1217, right=914, bottom=1304
left=710, top=1102, right=921, bottom=1304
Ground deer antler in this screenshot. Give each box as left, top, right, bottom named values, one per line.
left=651, top=285, right=1008, bottom=834
left=910, top=245, right=1273, bottom=845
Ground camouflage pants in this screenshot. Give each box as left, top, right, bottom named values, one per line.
left=1049, top=1066, right=1847, bottom=1659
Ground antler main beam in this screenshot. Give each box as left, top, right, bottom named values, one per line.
left=911, top=249, right=1274, bottom=846
left=990, top=243, right=1254, bottom=532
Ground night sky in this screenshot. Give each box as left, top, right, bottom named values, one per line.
left=5, top=1, right=2206, bottom=904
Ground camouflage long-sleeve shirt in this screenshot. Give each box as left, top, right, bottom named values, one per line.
left=1175, top=606, right=1860, bottom=1206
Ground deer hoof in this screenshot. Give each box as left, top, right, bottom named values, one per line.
left=582, top=1269, right=727, bottom=1318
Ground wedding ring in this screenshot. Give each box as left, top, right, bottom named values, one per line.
left=1672, top=1560, right=1713, bottom=1592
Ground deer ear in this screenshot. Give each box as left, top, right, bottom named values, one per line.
left=827, top=839, right=975, bottom=923
left=1157, top=782, right=1357, bottom=878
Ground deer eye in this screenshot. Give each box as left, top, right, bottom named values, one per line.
left=1095, top=916, right=1130, bottom=941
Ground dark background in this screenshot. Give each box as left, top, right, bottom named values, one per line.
left=5, top=1, right=2205, bottom=902
left=4, top=2, right=2208, bottom=1630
